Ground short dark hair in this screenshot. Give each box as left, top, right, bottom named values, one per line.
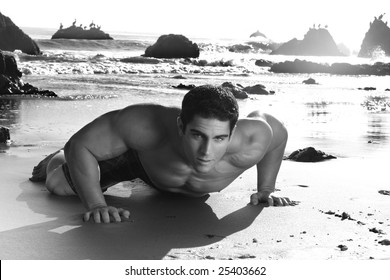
left=180, top=85, right=239, bottom=134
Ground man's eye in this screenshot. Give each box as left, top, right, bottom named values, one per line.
left=215, top=137, right=226, bottom=142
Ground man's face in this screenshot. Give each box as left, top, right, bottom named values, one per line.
left=179, top=115, right=232, bottom=173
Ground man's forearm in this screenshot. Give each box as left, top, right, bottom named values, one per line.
left=64, top=142, right=106, bottom=210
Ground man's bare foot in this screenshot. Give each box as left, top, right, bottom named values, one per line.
left=29, top=149, right=62, bottom=182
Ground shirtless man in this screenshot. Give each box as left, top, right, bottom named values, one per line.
left=30, top=85, right=295, bottom=223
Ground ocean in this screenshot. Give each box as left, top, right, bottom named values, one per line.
left=1, top=27, right=390, bottom=160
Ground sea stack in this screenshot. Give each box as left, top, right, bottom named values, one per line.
left=0, top=12, right=41, bottom=55
left=51, top=20, right=113, bottom=40
left=358, top=14, right=390, bottom=58
left=271, top=26, right=343, bottom=56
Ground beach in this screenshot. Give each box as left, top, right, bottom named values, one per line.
left=1, top=28, right=390, bottom=261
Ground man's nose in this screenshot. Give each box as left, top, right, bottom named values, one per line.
left=199, top=139, right=212, bottom=156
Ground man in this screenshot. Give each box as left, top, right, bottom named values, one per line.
left=30, top=85, right=296, bottom=223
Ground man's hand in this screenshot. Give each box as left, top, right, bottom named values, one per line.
left=83, top=206, right=130, bottom=223
left=250, top=191, right=299, bottom=207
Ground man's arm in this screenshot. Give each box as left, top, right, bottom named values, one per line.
left=247, top=113, right=297, bottom=207
left=64, top=105, right=165, bottom=223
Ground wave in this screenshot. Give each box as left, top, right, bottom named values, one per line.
left=36, top=39, right=150, bottom=52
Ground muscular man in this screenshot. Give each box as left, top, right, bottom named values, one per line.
left=30, top=85, right=296, bottom=223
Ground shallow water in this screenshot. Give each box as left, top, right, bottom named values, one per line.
left=1, top=72, right=389, bottom=162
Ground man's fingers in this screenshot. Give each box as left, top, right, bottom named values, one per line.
left=119, top=209, right=131, bottom=219
left=267, top=196, right=274, bottom=207
left=93, top=211, right=101, bottom=223
left=83, top=212, right=91, bottom=222
left=250, top=193, right=259, bottom=205
left=101, top=209, right=111, bottom=223
left=109, top=208, right=121, bottom=222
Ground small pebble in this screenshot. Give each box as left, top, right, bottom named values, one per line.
left=337, top=244, right=348, bottom=251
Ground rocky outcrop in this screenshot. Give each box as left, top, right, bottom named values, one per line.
left=0, top=126, right=10, bottom=143
left=221, top=82, right=248, bottom=99
left=358, top=15, right=390, bottom=58
left=0, top=12, right=41, bottom=55
left=271, top=27, right=343, bottom=56
left=220, top=82, right=274, bottom=99
left=144, top=34, right=200, bottom=58
left=0, top=50, right=57, bottom=97
left=270, top=59, right=390, bottom=76
left=250, top=30, right=267, bottom=39
left=51, top=24, right=113, bottom=40
left=285, top=147, right=336, bottom=162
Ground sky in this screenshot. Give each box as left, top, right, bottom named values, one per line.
left=1, top=0, right=389, bottom=51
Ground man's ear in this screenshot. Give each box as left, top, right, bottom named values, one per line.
left=177, top=116, right=184, bottom=136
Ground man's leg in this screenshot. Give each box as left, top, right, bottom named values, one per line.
left=45, top=150, right=76, bottom=196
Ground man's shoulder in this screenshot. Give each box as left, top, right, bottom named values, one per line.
left=115, top=104, right=180, bottom=149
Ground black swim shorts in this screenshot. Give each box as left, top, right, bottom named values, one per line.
left=62, top=148, right=154, bottom=194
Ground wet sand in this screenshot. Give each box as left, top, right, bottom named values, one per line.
left=1, top=143, right=389, bottom=260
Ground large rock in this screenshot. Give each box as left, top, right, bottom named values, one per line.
left=358, top=15, right=390, bottom=58
left=51, top=23, right=113, bottom=40
left=0, top=50, right=57, bottom=97
left=144, top=34, right=200, bottom=58
left=271, top=27, right=343, bottom=56
left=0, top=12, right=41, bottom=55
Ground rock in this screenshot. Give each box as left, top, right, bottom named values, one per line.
left=144, top=34, right=200, bottom=59
left=0, top=126, right=10, bottom=143
left=378, top=239, right=390, bottom=245
left=285, top=147, right=337, bottom=162
left=337, top=244, right=348, bottom=251
left=359, top=15, right=390, bottom=58
left=243, top=84, right=273, bottom=95
left=369, top=228, right=384, bottom=234
left=51, top=23, right=113, bottom=40
left=358, top=87, right=376, bottom=91
left=0, top=12, right=41, bottom=55
left=228, top=44, right=252, bottom=53
left=255, top=59, right=273, bottom=67
left=302, top=78, right=318, bottom=84
left=220, top=82, right=248, bottom=99
left=250, top=30, right=267, bottom=39
left=0, top=50, right=57, bottom=97
left=378, top=190, right=390, bottom=195
left=271, top=28, right=343, bottom=56
left=271, top=59, right=329, bottom=74
left=172, top=83, right=196, bottom=90
left=270, top=59, right=390, bottom=76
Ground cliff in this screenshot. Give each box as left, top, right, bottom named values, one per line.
left=271, top=27, right=343, bottom=56
left=0, top=12, right=41, bottom=55
left=358, top=15, right=390, bottom=58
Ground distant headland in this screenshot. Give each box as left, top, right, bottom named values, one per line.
left=51, top=20, right=113, bottom=40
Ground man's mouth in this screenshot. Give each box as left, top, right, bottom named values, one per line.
left=197, top=158, right=212, bottom=164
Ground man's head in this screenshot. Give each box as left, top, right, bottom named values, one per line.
left=177, top=85, right=239, bottom=173
left=179, top=85, right=239, bottom=135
